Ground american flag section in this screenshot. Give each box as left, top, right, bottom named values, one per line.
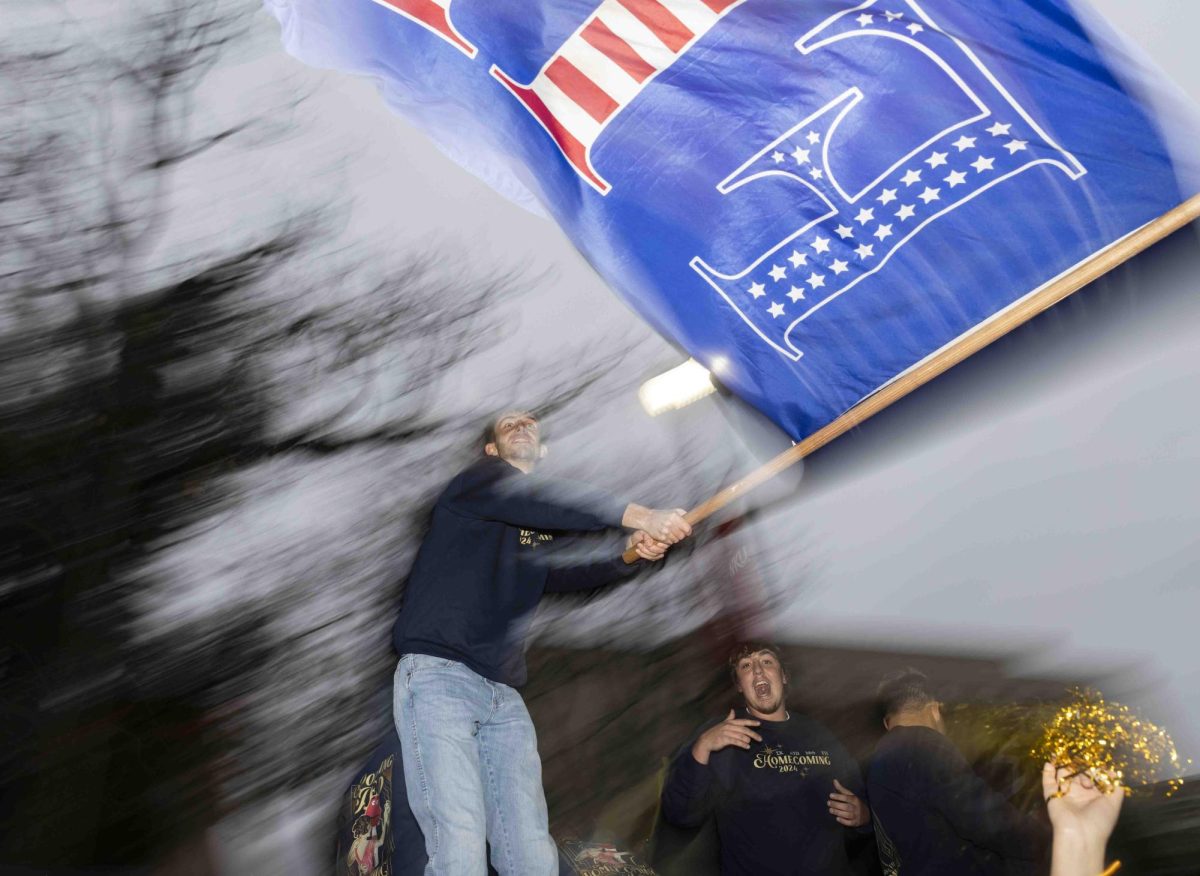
left=491, top=0, right=746, bottom=194
left=369, top=0, right=478, bottom=57
left=691, top=0, right=1087, bottom=362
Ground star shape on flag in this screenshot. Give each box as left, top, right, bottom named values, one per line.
left=952, top=135, right=976, bottom=152
left=885, top=10, right=904, bottom=21
left=830, top=259, right=850, bottom=275
left=809, top=168, right=824, bottom=180
left=771, top=151, right=785, bottom=164
left=768, top=264, right=787, bottom=282
left=877, top=188, right=898, bottom=204
left=919, top=186, right=941, bottom=204
left=812, top=236, right=831, bottom=254
left=835, top=224, right=855, bottom=239
left=906, top=22, right=924, bottom=34
left=792, top=146, right=810, bottom=165
left=925, top=151, right=948, bottom=169
left=788, top=250, right=807, bottom=268
left=855, top=243, right=875, bottom=260
left=1004, top=139, right=1028, bottom=154
left=874, top=224, right=894, bottom=241
left=787, top=286, right=806, bottom=302
left=855, top=207, right=875, bottom=225
left=857, top=13, right=874, bottom=26
left=806, top=130, right=821, bottom=144
left=971, top=155, right=995, bottom=173
left=807, top=272, right=826, bottom=289
left=748, top=281, right=766, bottom=299
left=768, top=301, right=785, bottom=318
left=896, top=203, right=916, bottom=221
left=987, top=121, right=1012, bottom=137
left=901, top=168, right=922, bottom=186
left=944, top=170, right=967, bottom=188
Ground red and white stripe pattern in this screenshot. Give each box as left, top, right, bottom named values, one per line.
left=371, top=0, right=477, bottom=58
left=491, top=0, right=745, bottom=194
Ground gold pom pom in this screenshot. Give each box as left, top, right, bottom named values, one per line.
left=1032, top=689, right=1188, bottom=798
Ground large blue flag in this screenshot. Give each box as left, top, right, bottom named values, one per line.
left=268, top=0, right=1199, bottom=441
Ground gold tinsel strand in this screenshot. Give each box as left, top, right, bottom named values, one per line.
left=1032, top=688, right=1188, bottom=798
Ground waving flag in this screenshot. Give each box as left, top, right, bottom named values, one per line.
left=269, top=0, right=1199, bottom=441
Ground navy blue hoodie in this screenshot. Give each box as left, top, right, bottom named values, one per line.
left=392, top=455, right=637, bottom=687
left=866, top=726, right=1049, bottom=876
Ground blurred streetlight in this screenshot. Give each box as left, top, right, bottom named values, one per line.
left=638, top=358, right=719, bottom=416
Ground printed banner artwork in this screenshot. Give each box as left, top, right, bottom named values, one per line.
left=339, top=750, right=395, bottom=876
left=559, top=838, right=658, bottom=875
left=268, top=0, right=1196, bottom=440
left=335, top=729, right=429, bottom=876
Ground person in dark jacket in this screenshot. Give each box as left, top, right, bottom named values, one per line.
left=865, top=670, right=1050, bottom=876
left=660, top=642, right=872, bottom=876
left=392, top=409, right=691, bottom=876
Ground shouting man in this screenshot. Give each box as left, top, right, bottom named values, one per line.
left=661, top=642, right=872, bottom=875
left=393, top=410, right=691, bottom=875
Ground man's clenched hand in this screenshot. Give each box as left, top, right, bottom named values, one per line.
left=627, top=530, right=670, bottom=561
left=622, top=504, right=692, bottom=544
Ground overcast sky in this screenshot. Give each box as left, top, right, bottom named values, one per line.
left=246, top=0, right=1200, bottom=765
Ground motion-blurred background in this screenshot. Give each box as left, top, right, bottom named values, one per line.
left=1, top=1, right=1197, bottom=873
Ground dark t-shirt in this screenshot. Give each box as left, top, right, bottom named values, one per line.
left=661, top=708, right=867, bottom=876
left=866, top=726, right=1049, bottom=876
left=392, top=456, right=636, bottom=687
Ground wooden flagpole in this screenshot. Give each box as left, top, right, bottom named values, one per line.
left=624, top=193, right=1200, bottom=563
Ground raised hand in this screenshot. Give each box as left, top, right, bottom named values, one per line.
left=691, top=709, right=762, bottom=765
left=1043, top=762, right=1123, bottom=840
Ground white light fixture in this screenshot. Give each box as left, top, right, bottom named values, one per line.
left=638, top=358, right=716, bottom=416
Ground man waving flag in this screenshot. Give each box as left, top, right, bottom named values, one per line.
left=267, top=0, right=1199, bottom=443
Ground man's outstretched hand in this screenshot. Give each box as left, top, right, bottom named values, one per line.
left=622, top=504, right=692, bottom=545
left=828, top=779, right=870, bottom=828
left=627, top=530, right=670, bottom=561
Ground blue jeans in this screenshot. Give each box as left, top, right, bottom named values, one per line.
left=394, top=654, right=558, bottom=876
